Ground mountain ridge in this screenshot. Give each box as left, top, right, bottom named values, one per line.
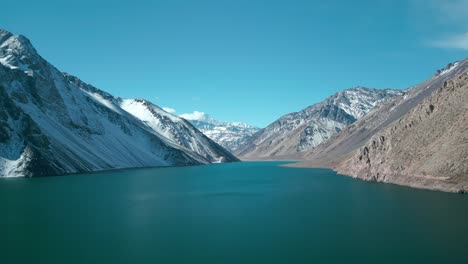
left=236, top=86, right=403, bottom=159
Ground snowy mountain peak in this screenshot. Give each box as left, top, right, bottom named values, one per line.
left=120, top=98, right=182, bottom=126
left=0, top=30, right=35, bottom=52
left=180, top=112, right=261, bottom=153
left=0, top=29, right=13, bottom=43
left=325, top=87, right=403, bottom=119
left=0, top=29, right=42, bottom=75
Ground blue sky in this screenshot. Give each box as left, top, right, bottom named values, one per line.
left=2, top=0, right=467, bottom=127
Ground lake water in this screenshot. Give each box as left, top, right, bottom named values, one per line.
left=1, top=161, right=467, bottom=263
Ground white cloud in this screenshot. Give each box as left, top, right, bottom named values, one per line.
left=179, top=111, right=206, bottom=121
left=412, top=0, right=468, bottom=50
left=430, top=32, right=468, bottom=50
left=432, top=0, right=468, bottom=23
left=162, top=107, right=176, bottom=114
left=414, top=0, right=468, bottom=23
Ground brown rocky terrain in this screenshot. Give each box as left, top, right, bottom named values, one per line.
left=336, top=66, right=468, bottom=193
left=289, top=59, right=468, bottom=193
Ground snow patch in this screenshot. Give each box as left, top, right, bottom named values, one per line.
left=82, top=89, right=123, bottom=114
left=440, top=62, right=459, bottom=76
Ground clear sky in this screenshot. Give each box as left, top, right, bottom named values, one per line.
left=2, top=0, right=467, bottom=127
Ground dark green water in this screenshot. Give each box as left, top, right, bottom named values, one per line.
left=1, top=162, right=468, bottom=263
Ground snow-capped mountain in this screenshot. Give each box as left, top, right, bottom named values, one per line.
left=180, top=112, right=260, bottom=153
left=119, top=99, right=236, bottom=163
left=236, top=87, right=404, bottom=159
left=0, top=29, right=237, bottom=177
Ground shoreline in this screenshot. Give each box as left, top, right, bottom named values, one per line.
left=282, top=159, right=467, bottom=194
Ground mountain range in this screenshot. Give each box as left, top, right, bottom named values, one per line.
left=232, top=57, right=467, bottom=192
left=179, top=112, right=260, bottom=153
left=236, top=87, right=403, bottom=158
left=289, top=60, right=468, bottom=193
left=0, top=29, right=237, bottom=177
left=1, top=28, right=466, bottom=193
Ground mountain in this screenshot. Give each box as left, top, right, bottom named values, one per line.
left=119, top=99, right=236, bottom=163
left=0, top=29, right=237, bottom=177
left=294, top=59, right=468, bottom=192
left=236, top=87, right=403, bottom=159
left=180, top=112, right=260, bottom=153
left=336, top=61, right=468, bottom=192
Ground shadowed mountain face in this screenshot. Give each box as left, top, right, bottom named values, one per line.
left=293, top=59, right=468, bottom=192
left=236, top=87, right=403, bottom=159
left=0, top=29, right=237, bottom=177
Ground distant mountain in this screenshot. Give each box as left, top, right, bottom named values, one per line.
left=0, top=29, right=237, bottom=177
left=180, top=112, right=260, bottom=153
left=236, top=87, right=403, bottom=159
left=119, top=99, right=236, bottom=163
left=295, top=59, right=468, bottom=192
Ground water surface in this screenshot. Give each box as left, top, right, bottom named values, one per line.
left=1, top=162, right=467, bottom=263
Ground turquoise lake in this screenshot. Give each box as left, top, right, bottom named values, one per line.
left=1, top=161, right=467, bottom=263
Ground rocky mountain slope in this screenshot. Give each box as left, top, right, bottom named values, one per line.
left=180, top=112, right=260, bottom=153
left=292, top=59, right=467, bottom=192
left=0, top=29, right=237, bottom=177
left=236, top=87, right=403, bottom=159
left=335, top=62, right=468, bottom=193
